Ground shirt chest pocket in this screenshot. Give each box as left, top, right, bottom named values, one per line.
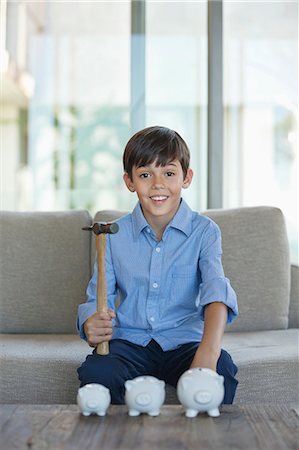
left=169, top=264, right=199, bottom=309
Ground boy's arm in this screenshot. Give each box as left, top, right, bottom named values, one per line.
left=191, top=220, right=238, bottom=370
left=190, top=302, right=227, bottom=371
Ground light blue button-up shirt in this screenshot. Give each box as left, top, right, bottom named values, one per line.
left=77, top=199, right=238, bottom=351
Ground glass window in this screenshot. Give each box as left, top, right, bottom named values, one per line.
left=1, top=0, right=208, bottom=214
left=146, top=0, right=208, bottom=211
left=223, top=1, right=298, bottom=263
left=2, top=1, right=131, bottom=213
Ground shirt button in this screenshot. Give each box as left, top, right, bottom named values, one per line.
left=156, top=247, right=161, bottom=253
left=146, top=228, right=151, bottom=233
left=153, top=282, right=158, bottom=288
left=150, top=317, right=155, bottom=322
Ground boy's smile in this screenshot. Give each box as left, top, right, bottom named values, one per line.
left=123, top=159, right=193, bottom=239
left=149, top=195, right=168, bottom=204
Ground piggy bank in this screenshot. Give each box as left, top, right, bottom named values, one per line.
left=177, top=368, right=224, bottom=418
left=125, top=376, right=165, bottom=416
left=77, top=383, right=111, bottom=416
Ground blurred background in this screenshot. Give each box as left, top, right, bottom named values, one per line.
left=0, top=0, right=298, bottom=263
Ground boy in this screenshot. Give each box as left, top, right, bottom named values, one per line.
left=77, top=126, right=239, bottom=404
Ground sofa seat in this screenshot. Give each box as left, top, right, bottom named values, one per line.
left=162, top=329, right=299, bottom=405
left=223, top=329, right=299, bottom=405
left=0, top=335, right=92, bottom=404
left=1, top=330, right=298, bottom=405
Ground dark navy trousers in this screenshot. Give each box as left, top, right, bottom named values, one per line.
left=77, top=339, right=238, bottom=405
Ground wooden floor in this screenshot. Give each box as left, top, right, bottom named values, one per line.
left=1, top=404, right=298, bottom=450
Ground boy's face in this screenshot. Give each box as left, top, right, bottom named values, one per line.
left=123, top=159, right=193, bottom=228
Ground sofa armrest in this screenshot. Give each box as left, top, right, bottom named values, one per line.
left=288, top=264, right=299, bottom=328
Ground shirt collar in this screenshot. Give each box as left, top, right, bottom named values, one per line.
left=168, top=198, right=193, bottom=237
left=131, top=203, right=149, bottom=239
left=131, top=198, right=193, bottom=239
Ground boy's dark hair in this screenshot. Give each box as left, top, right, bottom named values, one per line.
left=123, top=126, right=190, bottom=179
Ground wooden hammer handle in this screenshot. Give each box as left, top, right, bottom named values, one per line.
left=95, top=234, right=109, bottom=355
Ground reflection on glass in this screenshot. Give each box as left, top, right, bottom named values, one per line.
left=223, top=1, right=298, bottom=263
left=1, top=1, right=208, bottom=215
left=2, top=2, right=131, bottom=213
left=146, top=0, right=208, bottom=211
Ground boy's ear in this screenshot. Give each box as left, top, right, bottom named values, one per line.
left=123, top=173, right=135, bottom=192
left=182, top=168, right=193, bottom=189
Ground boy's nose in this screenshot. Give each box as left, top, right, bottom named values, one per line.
left=152, top=177, right=165, bottom=189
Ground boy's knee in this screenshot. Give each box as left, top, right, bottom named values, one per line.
left=217, top=349, right=239, bottom=404
left=217, top=349, right=237, bottom=376
left=77, top=353, right=135, bottom=404
left=78, top=354, right=112, bottom=386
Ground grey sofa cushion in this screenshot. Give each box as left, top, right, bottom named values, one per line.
left=0, top=335, right=92, bottom=403
left=94, top=207, right=291, bottom=333
left=0, top=335, right=177, bottom=404
left=1, top=330, right=297, bottom=405
left=202, top=207, right=290, bottom=332
left=289, top=264, right=299, bottom=328
left=222, top=329, right=299, bottom=405
left=0, top=211, right=92, bottom=333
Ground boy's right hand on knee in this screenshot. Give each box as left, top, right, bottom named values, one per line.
left=83, top=309, right=115, bottom=347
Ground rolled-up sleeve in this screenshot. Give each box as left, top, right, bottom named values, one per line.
left=76, top=234, right=118, bottom=340
left=198, top=221, right=238, bottom=323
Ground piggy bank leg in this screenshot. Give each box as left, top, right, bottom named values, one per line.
left=207, top=408, right=220, bottom=418
left=185, top=409, right=198, bottom=418
left=82, top=411, right=91, bottom=417
left=128, top=409, right=141, bottom=417
left=148, top=410, right=160, bottom=417
left=97, top=411, right=106, bottom=417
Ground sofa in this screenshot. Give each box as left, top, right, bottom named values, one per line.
left=0, top=206, right=298, bottom=405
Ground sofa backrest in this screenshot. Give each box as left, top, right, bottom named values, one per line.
left=93, top=206, right=291, bottom=333
left=202, top=206, right=290, bottom=332
left=0, top=210, right=92, bottom=334
left=0, top=206, right=291, bottom=335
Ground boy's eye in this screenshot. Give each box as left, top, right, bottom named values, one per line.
left=140, top=173, right=150, bottom=179
left=165, top=171, right=175, bottom=177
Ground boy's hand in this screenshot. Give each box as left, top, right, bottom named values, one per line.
left=189, top=344, right=220, bottom=372
left=190, top=302, right=227, bottom=371
left=83, top=309, right=116, bottom=348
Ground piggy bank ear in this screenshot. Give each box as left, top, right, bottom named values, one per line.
left=125, top=381, right=132, bottom=391
left=218, top=375, right=224, bottom=385
left=182, top=377, right=191, bottom=390
left=155, top=381, right=165, bottom=390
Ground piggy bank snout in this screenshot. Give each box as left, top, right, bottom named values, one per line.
left=136, top=393, right=151, bottom=406
left=194, top=390, right=212, bottom=404
left=86, top=400, right=98, bottom=409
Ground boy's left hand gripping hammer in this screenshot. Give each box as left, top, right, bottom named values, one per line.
left=82, top=222, right=119, bottom=355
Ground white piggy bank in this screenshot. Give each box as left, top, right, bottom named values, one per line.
left=177, top=368, right=224, bottom=418
left=125, top=376, right=165, bottom=417
left=77, top=383, right=111, bottom=416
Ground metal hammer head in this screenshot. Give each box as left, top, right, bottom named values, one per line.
left=82, top=222, right=119, bottom=235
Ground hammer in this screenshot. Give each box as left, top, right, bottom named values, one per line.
left=82, top=222, right=119, bottom=355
